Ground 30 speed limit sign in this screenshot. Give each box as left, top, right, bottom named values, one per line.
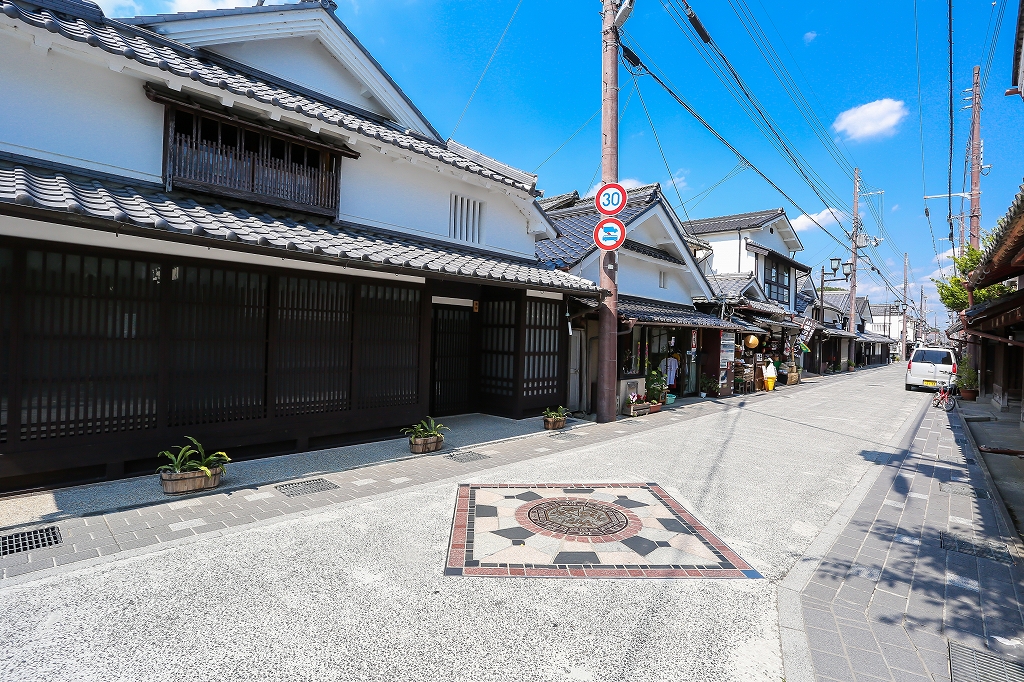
left=595, top=182, right=627, bottom=216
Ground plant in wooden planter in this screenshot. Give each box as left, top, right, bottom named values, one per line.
left=646, top=367, right=668, bottom=404
left=402, top=417, right=449, bottom=454
left=623, top=392, right=651, bottom=417
left=542, top=406, right=570, bottom=430
left=157, top=436, right=230, bottom=495
left=957, top=354, right=979, bottom=401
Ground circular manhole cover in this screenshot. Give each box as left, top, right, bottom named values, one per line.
left=515, top=497, right=642, bottom=541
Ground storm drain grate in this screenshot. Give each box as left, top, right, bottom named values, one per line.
left=274, top=478, right=339, bottom=498
left=1, top=526, right=62, bottom=556
left=444, top=451, right=490, bottom=464
left=941, top=532, right=1014, bottom=565
left=950, top=640, right=1024, bottom=682
left=940, top=482, right=991, bottom=499
left=549, top=432, right=584, bottom=442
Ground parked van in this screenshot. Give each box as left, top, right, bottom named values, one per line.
left=906, top=346, right=957, bottom=391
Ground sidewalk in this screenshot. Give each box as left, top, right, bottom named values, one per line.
left=787, top=396, right=1024, bottom=680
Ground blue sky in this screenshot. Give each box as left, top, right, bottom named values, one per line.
left=111, top=0, right=1022, bottom=322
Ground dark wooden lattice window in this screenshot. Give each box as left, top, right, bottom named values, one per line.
left=167, top=266, right=268, bottom=426
left=275, top=277, right=352, bottom=416
left=353, top=284, right=420, bottom=409
left=0, top=249, right=9, bottom=443
left=480, top=300, right=517, bottom=397
left=523, top=300, right=561, bottom=398
left=432, top=306, right=475, bottom=415
left=20, top=251, right=161, bottom=441
left=764, top=256, right=790, bottom=305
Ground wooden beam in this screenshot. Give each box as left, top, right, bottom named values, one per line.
left=966, top=328, right=1024, bottom=349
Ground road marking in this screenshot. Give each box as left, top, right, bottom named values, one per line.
left=883, top=499, right=905, bottom=509
left=908, top=492, right=928, bottom=499
left=168, top=518, right=206, bottom=532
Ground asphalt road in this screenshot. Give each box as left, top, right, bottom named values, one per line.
left=0, top=365, right=924, bottom=682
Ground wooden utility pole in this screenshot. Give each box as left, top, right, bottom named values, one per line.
left=901, top=253, right=908, bottom=361
left=968, top=65, right=982, bottom=250
left=596, top=0, right=619, bottom=424
left=848, top=168, right=860, bottom=365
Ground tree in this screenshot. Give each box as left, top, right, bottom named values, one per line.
left=932, top=243, right=1014, bottom=312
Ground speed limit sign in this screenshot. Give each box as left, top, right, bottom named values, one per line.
left=595, top=182, right=627, bottom=216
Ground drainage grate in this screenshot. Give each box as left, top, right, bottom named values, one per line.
left=941, top=532, right=1014, bottom=565
left=444, top=450, right=490, bottom=463
left=1, top=526, right=62, bottom=556
left=940, top=482, right=991, bottom=499
left=274, top=478, right=340, bottom=498
left=949, top=640, right=1024, bottom=682
left=549, top=432, right=584, bottom=442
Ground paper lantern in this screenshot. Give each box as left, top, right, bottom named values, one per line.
left=744, top=334, right=759, bottom=348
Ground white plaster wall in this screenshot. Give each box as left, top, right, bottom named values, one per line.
left=0, top=37, right=164, bottom=182
left=209, top=37, right=390, bottom=118
left=705, top=233, right=753, bottom=274
left=582, top=253, right=693, bottom=305
left=338, top=151, right=536, bottom=258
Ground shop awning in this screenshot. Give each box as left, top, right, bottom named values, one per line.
left=730, top=316, right=768, bottom=334
left=856, top=331, right=896, bottom=344
left=747, top=315, right=803, bottom=331
left=616, top=296, right=748, bottom=331
left=821, top=327, right=859, bottom=339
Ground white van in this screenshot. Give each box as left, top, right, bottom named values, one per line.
left=906, top=346, right=957, bottom=391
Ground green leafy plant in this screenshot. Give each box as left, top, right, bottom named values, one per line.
left=543, top=406, right=570, bottom=419
left=957, top=354, right=979, bottom=390
left=646, top=367, right=668, bottom=399
left=848, top=360, right=856, bottom=368
left=401, top=417, right=449, bottom=441
left=699, top=373, right=718, bottom=394
left=932, top=232, right=1014, bottom=312
left=156, top=437, right=230, bottom=478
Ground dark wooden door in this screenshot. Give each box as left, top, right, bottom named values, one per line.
left=431, top=305, right=476, bottom=415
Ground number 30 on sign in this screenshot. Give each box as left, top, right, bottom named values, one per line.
left=595, top=182, right=627, bottom=216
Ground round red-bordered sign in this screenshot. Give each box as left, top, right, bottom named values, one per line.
left=595, top=182, right=627, bottom=216
left=593, top=217, right=626, bottom=251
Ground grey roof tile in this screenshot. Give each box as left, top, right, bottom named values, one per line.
left=745, top=239, right=811, bottom=272
left=685, top=208, right=785, bottom=235
left=614, top=295, right=747, bottom=331
left=0, top=161, right=598, bottom=293
left=0, top=0, right=538, bottom=195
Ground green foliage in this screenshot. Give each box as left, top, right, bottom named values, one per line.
left=932, top=243, right=1014, bottom=312
left=699, top=373, right=718, bottom=394
left=645, top=366, right=668, bottom=398
left=957, top=354, right=979, bottom=390
left=543, top=406, right=570, bottom=419
left=401, top=417, right=449, bottom=440
left=156, top=437, right=230, bottom=477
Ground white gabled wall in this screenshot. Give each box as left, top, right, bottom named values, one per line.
left=0, top=36, right=164, bottom=182
left=209, top=37, right=391, bottom=118
left=339, top=150, right=537, bottom=258
left=579, top=252, right=693, bottom=305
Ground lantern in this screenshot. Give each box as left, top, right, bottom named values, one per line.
left=744, top=334, right=759, bottom=348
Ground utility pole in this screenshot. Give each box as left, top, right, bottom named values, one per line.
left=901, top=253, right=908, bottom=361
left=968, top=65, right=982, bottom=250
left=848, top=168, right=860, bottom=365
left=596, top=0, right=619, bottom=424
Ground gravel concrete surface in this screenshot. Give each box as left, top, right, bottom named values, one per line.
left=0, top=365, right=923, bottom=682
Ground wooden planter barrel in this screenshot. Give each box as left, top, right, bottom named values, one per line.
left=409, top=435, right=444, bottom=454
left=160, top=467, right=223, bottom=495
left=543, top=417, right=566, bottom=430
left=959, top=388, right=978, bottom=401
left=624, top=402, right=651, bottom=417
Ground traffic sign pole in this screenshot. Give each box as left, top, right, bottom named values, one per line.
left=597, top=0, right=619, bottom=425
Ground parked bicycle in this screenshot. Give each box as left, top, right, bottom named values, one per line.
left=932, top=380, right=958, bottom=412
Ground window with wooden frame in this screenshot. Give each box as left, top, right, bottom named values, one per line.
left=162, top=102, right=356, bottom=217
left=764, top=256, right=790, bottom=305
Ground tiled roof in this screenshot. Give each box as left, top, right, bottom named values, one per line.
left=969, top=178, right=1024, bottom=288
left=0, top=161, right=599, bottom=293
left=0, top=0, right=539, bottom=196
left=738, top=299, right=788, bottom=315
left=857, top=331, right=895, bottom=344
left=535, top=184, right=709, bottom=268
left=730, top=316, right=767, bottom=334
left=821, top=326, right=858, bottom=339
left=746, top=314, right=802, bottom=330
left=794, top=291, right=814, bottom=315
left=703, top=272, right=757, bottom=299
left=685, top=208, right=785, bottom=235
left=616, top=296, right=746, bottom=331
left=822, top=292, right=852, bottom=312
left=745, top=240, right=811, bottom=273
left=621, top=240, right=682, bottom=265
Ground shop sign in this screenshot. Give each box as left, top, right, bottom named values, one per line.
left=691, top=330, right=697, bottom=349
left=798, top=316, right=817, bottom=345
left=720, top=332, right=735, bottom=371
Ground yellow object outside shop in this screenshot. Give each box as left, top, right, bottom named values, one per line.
left=764, top=377, right=776, bottom=391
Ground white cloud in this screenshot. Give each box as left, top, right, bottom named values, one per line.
left=803, top=31, right=817, bottom=45
left=792, top=207, right=843, bottom=232
left=832, top=99, right=909, bottom=141
left=891, top=204, right=899, bottom=212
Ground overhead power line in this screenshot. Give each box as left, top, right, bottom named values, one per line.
left=913, top=0, right=945, bottom=278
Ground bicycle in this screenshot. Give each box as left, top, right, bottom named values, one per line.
left=932, top=381, right=957, bottom=412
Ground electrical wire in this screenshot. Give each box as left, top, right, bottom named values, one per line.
left=913, top=0, right=945, bottom=278
left=583, top=81, right=637, bottom=195
left=681, top=161, right=748, bottom=210
left=532, top=106, right=600, bottom=173
left=980, top=0, right=1009, bottom=99
left=450, top=0, right=525, bottom=138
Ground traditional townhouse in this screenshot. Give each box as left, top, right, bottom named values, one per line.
left=0, top=0, right=600, bottom=491
left=536, top=184, right=747, bottom=409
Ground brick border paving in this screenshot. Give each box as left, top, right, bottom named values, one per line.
left=790, top=396, right=1024, bottom=682
left=0, top=364, right=891, bottom=586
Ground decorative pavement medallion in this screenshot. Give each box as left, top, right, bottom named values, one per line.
left=444, top=483, right=761, bottom=579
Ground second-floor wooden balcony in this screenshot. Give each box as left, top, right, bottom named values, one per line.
left=163, top=104, right=357, bottom=218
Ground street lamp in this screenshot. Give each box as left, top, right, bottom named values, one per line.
left=829, top=257, right=841, bottom=273
left=842, top=261, right=853, bottom=277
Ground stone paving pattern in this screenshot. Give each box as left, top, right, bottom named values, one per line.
left=800, top=403, right=1024, bottom=681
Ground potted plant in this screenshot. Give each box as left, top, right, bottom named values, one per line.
left=157, top=436, right=230, bottom=495
left=957, top=355, right=979, bottom=401
left=847, top=360, right=856, bottom=372
left=699, top=374, right=717, bottom=398
left=401, top=417, right=449, bottom=453
left=623, top=392, right=651, bottom=417
left=543, top=406, right=570, bottom=429
left=646, top=367, right=668, bottom=404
